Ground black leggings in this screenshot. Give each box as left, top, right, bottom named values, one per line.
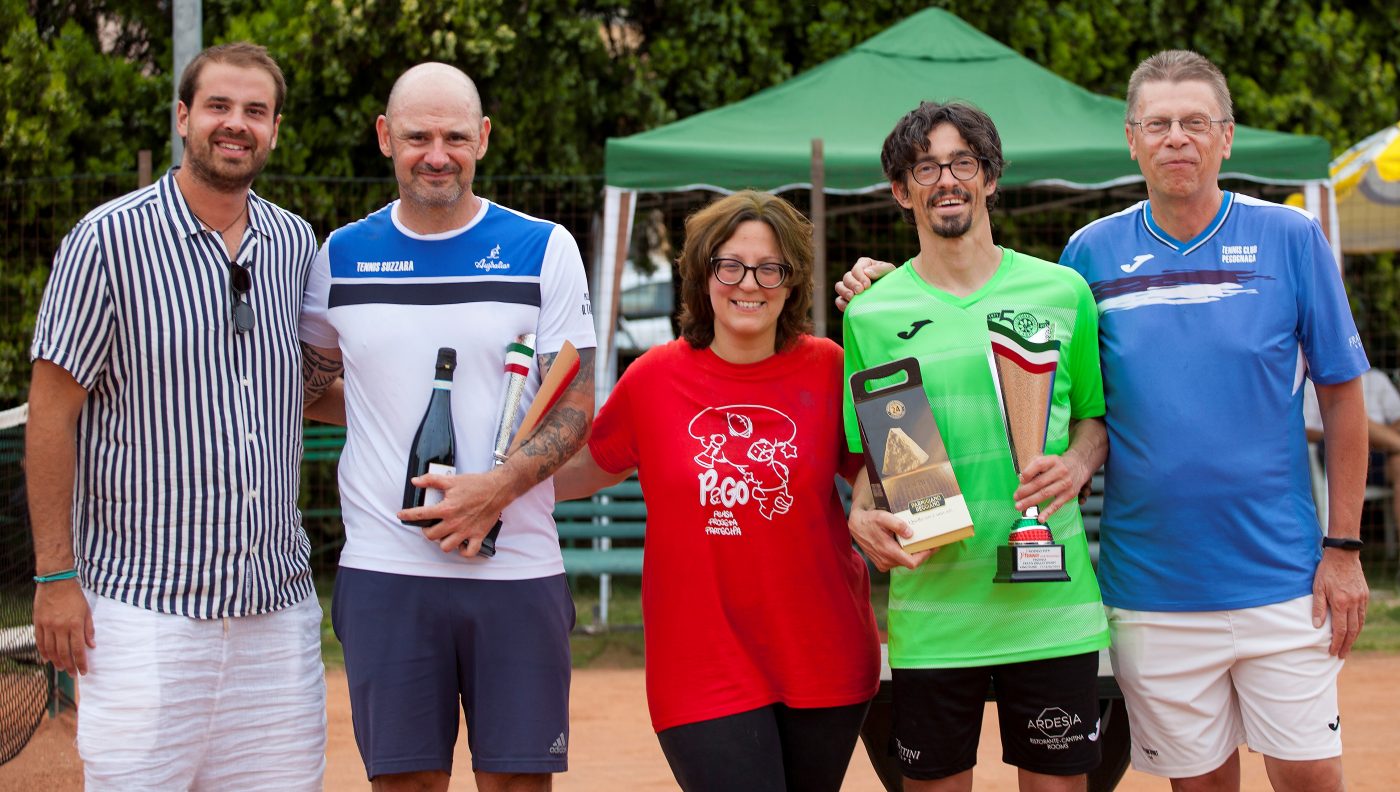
left=656, top=700, right=872, bottom=792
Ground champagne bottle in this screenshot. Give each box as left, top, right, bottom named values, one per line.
left=402, top=347, right=457, bottom=527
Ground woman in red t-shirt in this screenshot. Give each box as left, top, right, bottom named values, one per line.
left=556, top=191, right=880, bottom=791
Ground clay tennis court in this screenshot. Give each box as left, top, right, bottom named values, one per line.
left=3, top=653, right=1397, bottom=790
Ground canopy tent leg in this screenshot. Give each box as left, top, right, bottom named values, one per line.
left=594, top=187, right=638, bottom=404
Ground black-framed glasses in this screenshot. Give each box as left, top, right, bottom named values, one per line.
left=229, top=262, right=256, bottom=334
left=910, top=155, right=983, bottom=186
left=710, top=257, right=791, bottom=289
left=1128, top=116, right=1230, bottom=138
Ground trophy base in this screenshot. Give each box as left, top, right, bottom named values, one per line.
left=994, top=543, right=1070, bottom=583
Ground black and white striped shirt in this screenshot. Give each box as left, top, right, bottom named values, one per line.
left=31, top=169, right=318, bottom=619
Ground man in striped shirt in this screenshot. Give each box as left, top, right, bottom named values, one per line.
left=27, top=43, right=325, bottom=790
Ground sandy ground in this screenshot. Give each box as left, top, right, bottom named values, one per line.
left=3, top=654, right=1398, bottom=791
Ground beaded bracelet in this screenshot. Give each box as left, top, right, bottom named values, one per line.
left=33, top=569, right=78, bottom=583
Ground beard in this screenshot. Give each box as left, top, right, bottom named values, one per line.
left=183, top=133, right=269, bottom=193
left=931, top=213, right=974, bottom=239
left=401, top=164, right=468, bottom=209
left=925, top=188, right=974, bottom=239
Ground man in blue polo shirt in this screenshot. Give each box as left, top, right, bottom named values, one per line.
left=1058, top=50, right=1368, bottom=791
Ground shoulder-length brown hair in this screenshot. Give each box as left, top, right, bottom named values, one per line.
left=676, top=190, right=814, bottom=353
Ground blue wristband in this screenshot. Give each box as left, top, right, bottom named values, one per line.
left=34, top=569, right=78, bottom=583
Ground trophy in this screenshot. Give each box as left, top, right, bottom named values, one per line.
left=850, top=358, right=975, bottom=553
left=987, top=319, right=1069, bottom=583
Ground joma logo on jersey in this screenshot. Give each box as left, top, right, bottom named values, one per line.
left=1121, top=254, right=1154, bottom=273
left=897, top=319, right=932, bottom=339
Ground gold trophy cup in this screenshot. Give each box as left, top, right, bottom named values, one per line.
left=988, top=319, right=1069, bottom=583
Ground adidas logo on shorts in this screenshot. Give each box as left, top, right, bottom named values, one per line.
left=550, top=732, right=568, bottom=755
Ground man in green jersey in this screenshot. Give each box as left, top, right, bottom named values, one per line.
left=841, top=101, right=1110, bottom=791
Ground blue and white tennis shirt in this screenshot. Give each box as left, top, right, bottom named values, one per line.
left=300, top=198, right=595, bottom=580
left=1060, top=192, right=1368, bottom=612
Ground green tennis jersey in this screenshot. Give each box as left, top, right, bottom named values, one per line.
left=842, top=247, right=1109, bottom=668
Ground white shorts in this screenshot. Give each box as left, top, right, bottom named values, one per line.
left=77, top=591, right=326, bottom=791
left=1107, top=595, right=1343, bottom=778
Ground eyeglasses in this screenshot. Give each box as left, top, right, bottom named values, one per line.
left=1129, top=116, right=1230, bottom=138
left=710, top=258, right=791, bottom=289
left=229, top=262, right=256, bottom=334
left=909, top=155, right=983, bottom=186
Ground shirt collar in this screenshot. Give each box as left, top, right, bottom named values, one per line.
left=157, top=166, right=269, bottom=241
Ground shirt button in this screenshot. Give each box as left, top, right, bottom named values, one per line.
left=249, top=489, right=259, bottom=500
left=242, top=377, right=251, bottom=387
left=246, top=432, right=256, bottom=443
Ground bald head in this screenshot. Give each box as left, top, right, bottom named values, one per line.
left=376, top=62, right=492, bottom=230
left=386, top=63, right=482, bottom=122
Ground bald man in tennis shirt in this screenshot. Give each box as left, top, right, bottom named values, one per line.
left=300, top=63, right=595, bottom=792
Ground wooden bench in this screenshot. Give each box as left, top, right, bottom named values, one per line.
left=303, top=424, right=347, bottom=462
left=554, top=478, right=645, bottom=575
left=302, top=425, right=348, bottom=524
left=555, top=479, right=646, bottom=628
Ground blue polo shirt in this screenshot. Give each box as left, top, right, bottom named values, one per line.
left=1061, top=192, right=1368, bottom=611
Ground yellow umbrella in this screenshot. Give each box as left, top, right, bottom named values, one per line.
left=1332, top=122, right=1400, bottom=253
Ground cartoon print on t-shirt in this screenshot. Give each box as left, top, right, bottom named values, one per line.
left=690, top=405, right=798, bottom=527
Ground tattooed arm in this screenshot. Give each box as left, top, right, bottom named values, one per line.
left=515, top=346, right=596, bottom=482
left=402, top=347, right=596, bottom=556
left=302, top=342, right=346, bottom=426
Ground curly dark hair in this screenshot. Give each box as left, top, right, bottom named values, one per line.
left=880, top=101, right=1005, bottom=224
left=676, top=191, right=813, bottom=353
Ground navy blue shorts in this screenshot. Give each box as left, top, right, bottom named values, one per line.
left=891, top=651, right=1101, bottom=780
left=332, top=568, right=575, bottom=778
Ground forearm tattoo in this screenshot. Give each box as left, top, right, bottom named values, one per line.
left=522, top=347, right=595, bottom=480
left=301, top=342, right=343, bottom=404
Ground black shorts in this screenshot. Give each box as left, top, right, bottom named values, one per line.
left=891, top=651, right=1101, bottom=780
left=332, top=568, right=575, bottom=778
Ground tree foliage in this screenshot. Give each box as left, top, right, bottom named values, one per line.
left=2, top=0, right=167, bottom=178
left=4, top=0, right=1395, bottom=177
left=1, top=0, right=1398, bottom=402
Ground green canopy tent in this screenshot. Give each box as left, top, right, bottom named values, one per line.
left=592, top=8, right=1336, bottom=391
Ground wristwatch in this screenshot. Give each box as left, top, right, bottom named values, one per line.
left=1321, top=536, right=1364, bottom=551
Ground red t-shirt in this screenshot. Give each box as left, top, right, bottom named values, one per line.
left=590, top=335, right=881, bottom=731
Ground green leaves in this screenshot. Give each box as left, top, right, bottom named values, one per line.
left=5, top=0, right=1396, bottom=179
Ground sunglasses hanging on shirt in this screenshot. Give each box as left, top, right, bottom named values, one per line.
left=229, top=262, right=256, bottom=334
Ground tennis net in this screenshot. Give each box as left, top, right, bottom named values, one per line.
left=0, top=403, right=50, bottom=766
